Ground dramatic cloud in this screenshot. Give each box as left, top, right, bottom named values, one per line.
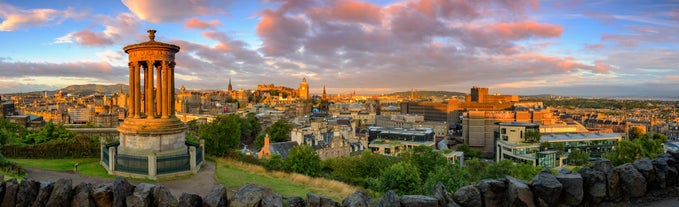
left=122, top=0, right=225, bottom=23
left=185, top=18, right=222, bottom=30
left=55, top=13, right=139, bottom=46
left=0, top=3, right=84, bottom=31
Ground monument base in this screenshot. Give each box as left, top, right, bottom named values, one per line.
left=100, top=116, right=203, bottom=180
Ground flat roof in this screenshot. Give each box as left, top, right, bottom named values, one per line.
left=541, top=133, right=621, bottom=142
left=497, top=122, right=539, bottom=127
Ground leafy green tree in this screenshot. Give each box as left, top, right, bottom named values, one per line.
left=567, top=148, right=590, bottom=166
left=379, top=162, right=422, bottom=195
left=400, top=146, right=448, bottom=182
left=424, top=165, right=470, bottom=193
left=484, top=159, right=516, bottom=179
left=322, top=151, right=398, bottom=187
left=284, top=145, right=322, bottom=177
left=456, top=144, right=481, bottom=159
left=263, top=154, right=284, bottom=171
left=465, top=158, right=488, bottom=181
left=0, top=118, right=28, bottom=144
left=513, top=162, right=543, bottom=181
left=199, top=114, right=241, bottom=156
left=22, top=122, right=74, bottom=144
left=604, top=133, right=665, bottom=166
left=525, top=129, right=541, bottom=143
left=629, top=127, right=645, bottom=140
left=254, top=119, right=291, bottom=149
left=246, top=113, right=261, bottom=138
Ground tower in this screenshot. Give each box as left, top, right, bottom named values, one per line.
left=227, top=77, right=233, bottom=93
left=322, top=85, right=327, bottom=101
left=102, top=30, right=203, bottom=180
left=298, top=77, right=309, bottom=100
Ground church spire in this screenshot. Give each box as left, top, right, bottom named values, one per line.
left=227, top=77, right=233, bottom=92
left=322, top=84, right=327, bottom=100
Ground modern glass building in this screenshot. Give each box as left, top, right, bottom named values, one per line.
left=495, top=122, right=621, bottom=168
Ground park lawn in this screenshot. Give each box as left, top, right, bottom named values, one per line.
left=9, top=158, right=114, bottom=178
left=214, top=158, right=358, bottom=202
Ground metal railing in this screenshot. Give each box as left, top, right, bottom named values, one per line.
left=115, top=154, right=148, bottom=174
left=157, top=153, right=190, bottom=174
left=102, top=146, right=109, bottom=166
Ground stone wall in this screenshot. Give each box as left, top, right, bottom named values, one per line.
left=4, top=152, right=679, bottom=207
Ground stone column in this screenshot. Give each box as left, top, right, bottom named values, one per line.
left=128, top=62, right=135, bottom=117
left=170, top=61, right=176, bottom=116
left=108, top=147, right=116, bottom=173
left=162, top=61, right=170, bottom=118
left=189, top=146, right=196, bottom=172
left=156, top=61, right=162, bottom=118
left=134, top=63, right=141, bottom=118
left=146, top=61, right=155, bottom=119
left=148, top=154, right=157, bottom=179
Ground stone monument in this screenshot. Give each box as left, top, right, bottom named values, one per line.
left=101, top=30, right=203, bottom=179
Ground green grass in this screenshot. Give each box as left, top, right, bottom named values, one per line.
left=9, top=158, right=114, bottom=178
left=214, top=158, right=359, bottom=201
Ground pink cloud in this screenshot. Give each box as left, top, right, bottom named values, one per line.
left=514, top=54, right=610, bottom=73
left=185, top=18, right=221, bottom=30
left=55, top=13, right=139, bottom=46
left=487, top=22, right=563, bottom=39
left=308, top=0, right=382, bottom=24
left=69, top=30, right=113, bottom=46
left=122, top=0, right=224, bottom=23
left=256, top=9, right=309, bottom=56
left=672, top=8, right=679, bottom=21
left=0, top=3, right=85, bottom=31
left=584, top=43, right=605, bottom=50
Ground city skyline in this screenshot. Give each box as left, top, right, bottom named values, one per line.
left=1, top=0, right=678, bottom=96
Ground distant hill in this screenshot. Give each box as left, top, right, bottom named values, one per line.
left=387, top=90, right=466, bottom=98
left=59, top=84, right=128, bottom=96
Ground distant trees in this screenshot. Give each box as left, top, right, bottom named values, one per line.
left=199, top=114, right=242, bottom=156
left=567, top=148, right=590, bottom=166
left=0, top=118, right=29, bottom=145
left=21, top=122, right=75, bottom=144
left=455, top=144, right=481, bottom=159
left=254, top=119, right=292, bottom=149
left=378, top=162, right=422, bottom=195
left=524, top=129, right=541, bottom=143
left=604, top=133, right=666, bottom=166
left=399, top=146, right=448, bottom=182
left=284, top=145, right=322, bottom=177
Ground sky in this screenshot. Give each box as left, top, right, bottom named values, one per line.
left=0, top=0, right=678, bottom=97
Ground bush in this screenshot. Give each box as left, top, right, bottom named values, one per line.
left=379, top=162, right=422, bottom=195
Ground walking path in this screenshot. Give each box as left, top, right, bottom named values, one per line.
left=23, top=161, right=218, bottom=198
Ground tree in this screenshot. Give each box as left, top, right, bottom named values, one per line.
left=567, top=148, right=590, bottom=166
left=484, top=159, right=516, bottom=179
left=424, top=165, right=470, bottom=194
left=379, top=162, right=422, bottom=195
left=199, top=114, right=241, bottom=156
left=255, top=119, right=292, bottom=149
left=456, top=144, right=481, bottom=159
left=604, top=133, right=665, bottom=166
left=400, top=146, right=448, bottom=182
left=0, top=118, right=28, bottom=145
left=322, top=151, right=398, bottom=187
left=525, top=129, right=541, bottom=143
left=22, top=122, right=74, bottom=144
left=465, top=158, right=488, bottom=181
left=629, top=127, right=645, bottom=140
left=284, top=145, right=322, bottom=177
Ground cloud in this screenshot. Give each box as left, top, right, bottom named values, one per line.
left=0, top=58, right=126, bottom=81
left=122, top=0, right=226, bottom=23
left=185, top=18, right=222, bottom=30
left=0, top=3, right=85, bottom=31
left=256, top=9, right=309, bottom=56
left=584, top=43, right=605, bottom=50
left=55, top=13, right=139, bottom=46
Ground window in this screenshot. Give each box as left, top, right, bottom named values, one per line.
left=501, top=128, right=506, bottom=134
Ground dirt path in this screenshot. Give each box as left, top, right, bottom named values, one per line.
left=23, top=161, right=218, bottom=198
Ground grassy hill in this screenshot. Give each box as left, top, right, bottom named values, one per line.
left=59, top=84, right=128, bottom=96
